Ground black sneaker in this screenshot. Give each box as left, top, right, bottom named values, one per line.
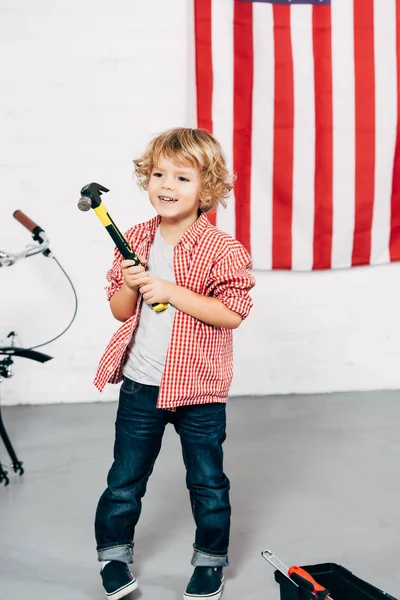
left=183, top=567, right=225, bottom=600
left=100, top=561, right=138, bottom=600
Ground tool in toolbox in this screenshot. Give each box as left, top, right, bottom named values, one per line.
left=262, top=550, right=333, bottom=599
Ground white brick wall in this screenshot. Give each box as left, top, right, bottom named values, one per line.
left=1, top=0, right=399, bottom=406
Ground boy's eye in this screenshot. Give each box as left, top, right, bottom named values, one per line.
left=178, top=176, right=189, bottom=182
left=152, top=172, right=163, bottom=178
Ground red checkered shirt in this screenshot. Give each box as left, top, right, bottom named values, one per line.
left=93, top=213, right=255, bottom=410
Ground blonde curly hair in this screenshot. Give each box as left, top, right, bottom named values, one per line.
left=133, top=127, right=234, bottom=213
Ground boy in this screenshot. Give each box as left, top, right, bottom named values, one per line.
left=93, top=127, right=255, bottom=600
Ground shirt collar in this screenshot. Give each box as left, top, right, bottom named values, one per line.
left=142, top=212, right=211, bottom=250
left=142, top=215, right=161, bottom=242
left=180, top=213, right=210, bottom=250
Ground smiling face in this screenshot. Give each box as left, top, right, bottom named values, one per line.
left=147, top=155, right=202, bottom=225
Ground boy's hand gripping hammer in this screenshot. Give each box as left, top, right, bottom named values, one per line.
left=78, top=182, right=168, bottom=313
left=262, top=550, right=333, bottom=600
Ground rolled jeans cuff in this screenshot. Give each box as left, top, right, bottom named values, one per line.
left=191, top=548, right=229, bottom=568
left=97, top=544, right=133, bottom=564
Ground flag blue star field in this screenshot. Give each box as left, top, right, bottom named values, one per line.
left=194, top=0, right=400, bottom=270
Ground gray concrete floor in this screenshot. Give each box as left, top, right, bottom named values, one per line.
left=0, top=391, right=399, bottom=600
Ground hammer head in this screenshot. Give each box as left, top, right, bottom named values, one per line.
left=79, top=182, right=109, bottom=210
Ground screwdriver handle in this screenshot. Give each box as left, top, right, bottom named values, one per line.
left=288, top=566, right=331, bottom=599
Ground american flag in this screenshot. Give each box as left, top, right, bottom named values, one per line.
left=194, top=0, right=400, bottom=270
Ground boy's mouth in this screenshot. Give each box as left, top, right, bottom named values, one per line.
left=159, top=195, right=178, bottom=203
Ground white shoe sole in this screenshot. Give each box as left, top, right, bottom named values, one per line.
left=183, top=576, right=225, bottom=600
left=105, top=578, right=138, bottom=600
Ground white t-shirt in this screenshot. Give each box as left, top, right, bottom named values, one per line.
left=122, top=227, right=176, bottom=386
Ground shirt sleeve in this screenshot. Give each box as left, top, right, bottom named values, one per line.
left=206, top=243, right=256, bottom=320
left=105, top=245, right=124, bottom=301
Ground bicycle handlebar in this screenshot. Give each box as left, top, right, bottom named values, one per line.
left=0, top=211, right=51, bottom=267
left=13, top=210, right=40, bottom=233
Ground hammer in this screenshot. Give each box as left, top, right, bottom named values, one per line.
left=78, top=182, right=168, bottom=313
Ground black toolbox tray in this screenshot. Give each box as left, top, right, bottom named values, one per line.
left=274, top=562, right=397, bottom=600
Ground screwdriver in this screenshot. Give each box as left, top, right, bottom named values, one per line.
left=262, top=550, right=333, bottom=600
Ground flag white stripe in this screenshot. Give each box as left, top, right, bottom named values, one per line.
left=331, top=0, right=356, bottom=269
left=211, top=0, right=235, bottom=237
left=250, top=1, right=274, bottom=270
left=291, top=5, right=315, bottom=271
left=371, top=0, right=397, bottom=265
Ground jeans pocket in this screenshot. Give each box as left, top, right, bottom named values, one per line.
left=117, top=379, right=143, bottom=422
left=121, top=378, right=143, bottom=396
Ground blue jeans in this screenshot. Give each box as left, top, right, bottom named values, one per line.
left=95, top=378, right=230, bottom=567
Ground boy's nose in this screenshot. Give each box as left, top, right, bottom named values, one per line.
left=162, top=177, right=175, bottom=190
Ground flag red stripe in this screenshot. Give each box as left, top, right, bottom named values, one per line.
left=390, top=0, right=400, bottom=260
left=194, top=0, right=213, bottom=132
left=233, top=0, right=253, bottom=253
left=312, top=5, right=333, bottom=270
left=272, top=6, right=294, bottom=269
left=352, top=0, right=376, bottom=266
left=194, top=0, right=216, bottom=225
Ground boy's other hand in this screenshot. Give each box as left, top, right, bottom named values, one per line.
left=139, top=278, right=174, bottom=305
left=121, top=257, right=150, bottom=292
